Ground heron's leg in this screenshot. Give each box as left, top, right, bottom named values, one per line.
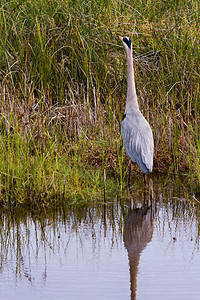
left=143, top=174, right=147, bottom=187
left=148, top=178, right=154, bottom=207
left=128, top=160, right=131, bottom=186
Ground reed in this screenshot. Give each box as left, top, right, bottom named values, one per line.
left=0, top=0, right=200, bottom=204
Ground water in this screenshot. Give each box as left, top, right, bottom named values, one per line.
left=0, top=175, right=200, bottom=300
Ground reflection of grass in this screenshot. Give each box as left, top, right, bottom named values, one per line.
left=0, top=0, right=200, bottom=203
left=0, top=179, right=199, bottom=283
left=155, top=196, right=200, bottom=249
left=0, top=202, right=126, bottom=282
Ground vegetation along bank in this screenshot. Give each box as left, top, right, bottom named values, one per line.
left=0, top=0, right=200, bottom=204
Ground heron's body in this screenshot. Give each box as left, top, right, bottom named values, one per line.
left=121, top=109, right=153, bottom=174
left=119, top=36, right=154, bottom=182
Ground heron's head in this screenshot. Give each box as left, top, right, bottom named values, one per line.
left=119, top=36, right=132, bottom=51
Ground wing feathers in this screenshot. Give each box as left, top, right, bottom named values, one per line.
left=121, top=114, right=154, bottom=173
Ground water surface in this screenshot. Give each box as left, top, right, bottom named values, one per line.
left=0, top=175, right=200, bottom=299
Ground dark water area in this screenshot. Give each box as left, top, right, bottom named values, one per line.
left=0, top=175, right=200, bottom=300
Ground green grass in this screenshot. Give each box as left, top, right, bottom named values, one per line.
left=0, top=0, right=200, bottom=204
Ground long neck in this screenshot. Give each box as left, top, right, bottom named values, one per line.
left=126, top=49, right=139, bottom=111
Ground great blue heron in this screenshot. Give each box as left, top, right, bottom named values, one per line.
left=119, top=36, right=154, bottom=186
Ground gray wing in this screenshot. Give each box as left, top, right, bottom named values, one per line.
left=121, top=113, right=154, bottom=174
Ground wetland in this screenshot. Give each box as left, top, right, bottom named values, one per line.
left=0, top=1, right=200, bottom=298
left=0, top=174, right=200, bottom=300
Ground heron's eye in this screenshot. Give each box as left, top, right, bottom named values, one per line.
left=123, top=37, right=131, bottom=49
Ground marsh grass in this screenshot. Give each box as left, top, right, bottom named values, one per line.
left=0, top=0, right=200, bottom=204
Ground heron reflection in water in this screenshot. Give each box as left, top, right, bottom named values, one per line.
left=123, top=185, right=154, bottom=300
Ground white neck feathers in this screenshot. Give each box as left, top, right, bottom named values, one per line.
left=125, top=48, right=139, bottom=112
